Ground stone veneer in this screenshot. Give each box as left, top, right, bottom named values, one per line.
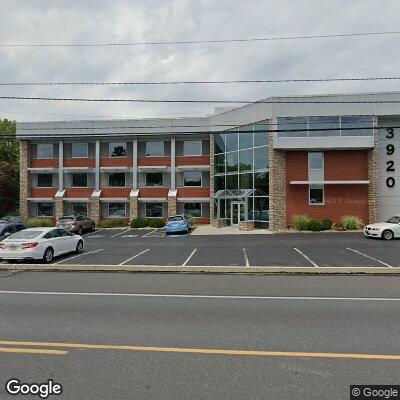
left=90, top=196, right=101, bottom=225
left=269, top=130, right=287, bottom=232
left=55, top=197, right=64, bottom=220
left=168, top=196, right=177, bottom=216
left=368, top=119, right=378, bottom=223
left=19, top=141, right=29, bottom=221
left=129, top=196, right=139, bottom=220
left=239, top=221, right=254, bottom=231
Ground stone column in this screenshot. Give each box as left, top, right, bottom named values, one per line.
left=209, top=133, right=215, bottom=225
left=19, top=141, right=30, bottom=221
left=170, top=137, right=176, bottom=190
left=168, top=193, right=177, bottom=216
left=368, top=118, right=378, bottom=223
left=55, top=197, right=64, bottom=220
left=95, top=140, right=100, bottom=191
left=90, top=194, right=101, bottom=225
left=269, top=128, right=287, bottom=232
left=130, top=190, right=139, bottom=220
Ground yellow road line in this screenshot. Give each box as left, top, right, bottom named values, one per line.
left=0, top=340, right=398, bottom=361
left=0, top=347, right=67, bottom=355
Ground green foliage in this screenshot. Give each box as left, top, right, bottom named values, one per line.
left=27, top=218, right=54, bottom=228
left=98, top=218, right=129, bottom=228
left=0, top=119, right=19, bottom=218
left=148, top=219, right=165, bottom=228
left=333, top=221, right=345, bottom=231
left=307, top=220, right=324, bottom=231
left=339, top=215, right=363, bottom=230
left=130, top=218, right=165, bottom=228
left=320, top=219, right=333, bottom=230
left=291, top=215, right=311, bottom=230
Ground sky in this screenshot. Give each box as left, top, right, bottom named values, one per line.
left=0, top=0, right=400, bottom=121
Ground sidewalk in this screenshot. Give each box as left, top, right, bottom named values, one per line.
left=192, top=225, right=272, bottom=235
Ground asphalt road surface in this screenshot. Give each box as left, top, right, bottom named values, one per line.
left=0, top=271, right=399, bottom=399
left=4, top=230, right=397, bottom=268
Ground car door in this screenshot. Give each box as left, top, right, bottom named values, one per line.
left=43, top=229, right=62, bottom=255
left=57, top=229, right=76, bottom=253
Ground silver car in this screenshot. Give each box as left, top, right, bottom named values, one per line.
left=364, top=216, right=400, bottom=240
left=56, top=215, right=95, bottom=235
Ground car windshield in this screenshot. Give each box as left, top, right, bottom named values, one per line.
left=7, top=230, right=43, bottom=240
left=168, top=216, right=184, bottom=222
left=386, top=216, right=400, bottom=224
left=59, top=217, right=75, bottom=222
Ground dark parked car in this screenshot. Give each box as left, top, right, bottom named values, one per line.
left=0, top=219, right=28, bottom=241
left=56, top=215, right=95, bottom=235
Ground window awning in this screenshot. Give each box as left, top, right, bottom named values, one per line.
left=212, top=189, right=267, bottom=199
left=290, top=180, right=369, bottom=185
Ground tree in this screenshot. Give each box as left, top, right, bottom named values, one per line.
left=0, top=118, right=19, bottom=217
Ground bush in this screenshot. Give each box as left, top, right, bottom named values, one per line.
left=27, top=218, right=54, bottom=228
left=340, top=215, right=363, bottom=231
left=148, top=219, right=165, bottom=228
left=291, top=215, right=311, bottom=230
left=320, top=219, right=333, bottom=230
left=130, top=218, right=165, bottom=228
left=308, top=220, right=324, bottom=231
left=98, top=218, right=129, bottom=228
left=333, top=221, right=345, bottom=231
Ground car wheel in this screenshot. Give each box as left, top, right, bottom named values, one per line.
left=382, top=229, right=394, bottom=240
left=43, top=247, right=54, bottom=263
left=78, top=226, right=83, bottom=236
left=76, top=240, right=84, bottom=254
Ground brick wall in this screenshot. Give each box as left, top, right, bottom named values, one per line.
left=19, top=141, right=29, bottom=220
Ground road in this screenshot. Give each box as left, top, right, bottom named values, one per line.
left=0, top=271, right=399, bottom=399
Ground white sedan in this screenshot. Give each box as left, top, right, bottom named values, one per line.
left=364, top=216, right=400, bottom=240
left=0, top=227, right=84, bottom=263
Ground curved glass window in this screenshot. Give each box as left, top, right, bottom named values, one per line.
left=225, top=132, right=238, bottom=152
left=226, top=151, right=238, bottom=173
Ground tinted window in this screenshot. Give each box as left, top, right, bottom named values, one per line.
left=37, top=144, right=53, bottom=159
left=72, top=203, right=88, bottom=216
left=109, top=173, right=125, bottom=187
left=146, top=173, right=163, bottom=187
left=168, top=216, right=184, bottom=221
left=37, top=203, right=54, bottom=217
left=11, top=230, right=43, bottom=239
left=108, top=203, right=126, bottom=218
left=146, top=142, right=164, bottom=157
left=146, top=203, right=163, bottom=218
left=72, top=143, right=88, bottom=158
left=310, top=188, right=324, bottom=204
left=184, top=203, right=202, bottom=217
left=37, top=174, right=53, bottom=188
left=72, top=173, right=88, bottom=187
left=309, top=152, right=324, bottom=170
left=214, top=134, right=226, bottom=154
left=239, top=129, right=253, bottom=150
left=387, top=216, right=400, bottom=224
left=225, top=133, right=238, bottom=152
left=58, top=229, right=72, bottom=237
left=59, top=217, right=75, bottom=222
left=15, top=225, right=25, bottom=232
left=109, top=143, right=127, bottom=157
left=183, top=172, right=201, bottom=187
left=183, top=141, right=202, bottom=156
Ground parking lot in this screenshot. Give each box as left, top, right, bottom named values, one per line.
left=7, top=228, right=397, bottom=268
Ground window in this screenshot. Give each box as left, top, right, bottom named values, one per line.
left=308, top=116, right=340, bottom=137
left=225, top=133, right=238, bottom=152
left=183, top=171, right=202, bottom=187
left=184, top=203, right=202, bottom=218
left=215, top=154, right=225, bottom=174
left=109, top=143, right=127, bottom=157
left=215, top=175, right=225, bottom=191
left=146, top=203, right=163, bottom=218
left=239, top=129, right=253, bottom=149
left=72, top=203, right=88, bottom=216
left=341, top=116, right=374, bottom=136
left=58, top=229, right=72, bottom=237
left=108, top=203, right=126, bottom=218
left=109, top=173, right=125, bottom=187
left=146, top=173, right=163, bottom=187
left=37, top=174, right=53, bottom=188
left=72, top=173, right=88, bottom=187
left=277, top=117, right=308, bottom=138
left=37, top=202, right=54, bottom=217
left=214, top=133, right=226, bottom=154
left=72, top=143, right=88, bottom=158
left=309, top=188, right=324, bottom=204
left=226, top=152, right=238, bottom=173
left=254, top=147, right=269, bottom=171
left=239, top=173, right=253, bottom=189
left=44, top=229, right=60, bottom=239
left=146, top=141, right=164, bottom=156
left=239, top=149, right=253, bottom=172
left=37, top=144, right=53, bottom=159
left=183, top=141, right=202, bottom=156
left=308, top=152, right=324, bottom=170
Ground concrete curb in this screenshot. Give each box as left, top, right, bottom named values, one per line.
left=1, top=264, right=400, bottom=274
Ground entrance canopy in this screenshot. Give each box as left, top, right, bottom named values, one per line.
left=213, top=189, right=267, bottom=199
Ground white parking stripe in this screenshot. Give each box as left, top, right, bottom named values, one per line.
left=293, top=248, right=319, bottom=268
left=118, top=249, right=150, bottom=266
left=53, top=249, right=103, bottom=265
left=110, top=229, right=131, bottom=238
left=142, top=229, right=158, bottom=237
left=346, top=248, right=393, bottom=268
left=243, top=248, right=249, bottom=267
left=182, top=249, right=197, bottom=266
left=83, top=229, right=104, bottom=236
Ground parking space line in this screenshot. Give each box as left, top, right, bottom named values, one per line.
left=346, top=248, right=393, bottom=268
left=243, top=248, right=249, bottom=267
left=293, top=248, right=318, bottom=267
left=182, top=249, right=197, bottom=266
left=53, top=249, right=103, bottom=265
left=110, top=229, right=131, bottom=238
left=83, top=229, right=104, bottom=236
left=118, top=249, right=150, bottom=266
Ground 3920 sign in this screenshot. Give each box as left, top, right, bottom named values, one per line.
left=386, top=127, right=396, bottom=188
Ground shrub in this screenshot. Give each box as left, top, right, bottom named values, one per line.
left=308, top=220, right=324, bottom=231
left=291, top=215, right=311, bottom=230
left=148, top=219, right=165, bottom=228
left=27, top=218, right=54, bottom=228
left=320, top=219, right=333, bottom=230
left=340, top=215, right=363, bottom=231
left=333, top=221, right=345, bottom=231
left=98, top=218, right=129, bottom=228
left=130, top=219, right=148, bottom=228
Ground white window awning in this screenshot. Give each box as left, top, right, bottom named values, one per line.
left=290, top=180, right=369, bottom=185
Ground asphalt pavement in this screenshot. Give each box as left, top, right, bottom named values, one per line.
left=0, top=271, right=399, bottom=399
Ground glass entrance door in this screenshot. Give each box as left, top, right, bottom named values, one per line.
left=231, top=202, right=244, bottom=226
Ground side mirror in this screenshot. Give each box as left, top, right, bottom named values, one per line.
left=4, top=232, right=11, bottom=238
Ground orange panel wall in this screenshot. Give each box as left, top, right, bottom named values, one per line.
left=65, top=188, right=94, bottom=198
left=100, top=157, right=133, bottom=167
left=101, top=188, right=131, bottom=198
left=176, top=156, right=210, bottom=166
left=30, top=159, right=58, bottom=168
left=64, top=158, right=95, bottom=168
left=138, top=157, right=171, bottom=167
left=177, top=188, right=210, bottom=198
left=30, top=188, right=58, bottom=198
left=139, top=188, right=169, bottom=198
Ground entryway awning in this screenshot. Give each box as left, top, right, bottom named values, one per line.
left=212, top=189, right=267, bottom=199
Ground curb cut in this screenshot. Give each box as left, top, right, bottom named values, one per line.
left=1, top=264, right=400, bottom=275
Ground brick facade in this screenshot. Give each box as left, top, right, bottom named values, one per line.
left=19, top=141, right=29, bottom=221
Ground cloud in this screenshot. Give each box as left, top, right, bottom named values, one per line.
left=0, top=0, right=400, bottom=121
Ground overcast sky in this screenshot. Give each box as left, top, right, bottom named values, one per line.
left=0, top=0, right=400, bottom=121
